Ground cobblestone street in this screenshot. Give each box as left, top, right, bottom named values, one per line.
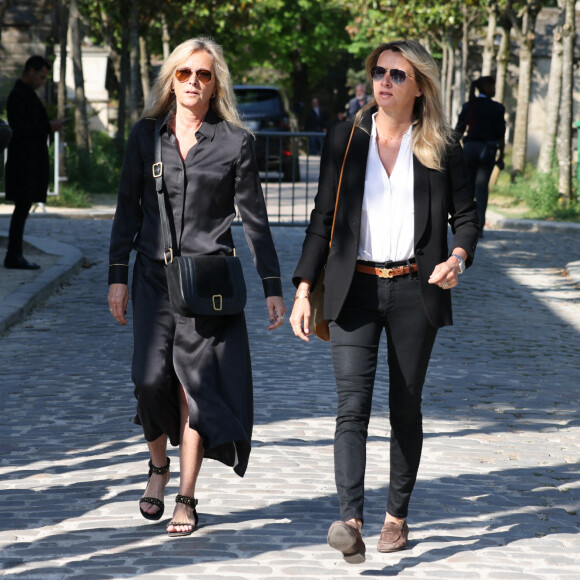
left=1, top=213, right=579, bottom=579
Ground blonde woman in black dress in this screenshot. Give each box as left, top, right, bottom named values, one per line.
left=108, top=37, right=285, bottom=537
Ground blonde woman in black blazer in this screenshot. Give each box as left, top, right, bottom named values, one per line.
left=290, top=40, right=478, bottom=564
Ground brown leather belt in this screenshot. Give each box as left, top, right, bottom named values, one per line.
left=356, top=262, right=418, bottom=279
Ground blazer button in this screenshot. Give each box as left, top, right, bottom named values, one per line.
left=416, top=249, right=424, bottom=256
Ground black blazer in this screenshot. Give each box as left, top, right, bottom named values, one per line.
left=293, top=111, right=479, bottom=329
left=455, top=96, right=506, bottom=144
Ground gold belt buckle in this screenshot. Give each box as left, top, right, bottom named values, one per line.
left=378, top=267, right=394, bottom=278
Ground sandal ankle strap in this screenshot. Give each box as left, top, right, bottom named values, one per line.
left=175, top=494, right=198, bottom=507
left=148, top=457, right=170, bottom=475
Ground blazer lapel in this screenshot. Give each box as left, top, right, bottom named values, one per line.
left=341, top=125, right=370, bottom=240
left=413, top=156, right=430, bottom=245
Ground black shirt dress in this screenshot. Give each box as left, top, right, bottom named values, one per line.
left=109, top=110, right=282, bottom=477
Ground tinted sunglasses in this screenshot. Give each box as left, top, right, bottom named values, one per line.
left=175, top=67, right=212, bottom=85
left=370, top=66, right=414, bottom=85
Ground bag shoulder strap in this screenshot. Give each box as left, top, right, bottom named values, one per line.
left=153, top=117, right=174, bottom=263
left=329, top=123, right=356, bottom=249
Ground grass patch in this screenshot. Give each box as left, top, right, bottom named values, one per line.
left=489, top=151, right=579, bottom=222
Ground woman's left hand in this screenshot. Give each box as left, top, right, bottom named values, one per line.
left=428, top=256, right=461, bottom=290
left=266, top=296, right=286, bottom=330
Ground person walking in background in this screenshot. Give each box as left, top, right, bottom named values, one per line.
left=3, top=56, right=63, bottom=270
left=289, top=40, right=478, bottom=564
left=347, top=83, right=372, bottom=121
left=108, top=37, right=285, bottom=538
left=455, top=76, right=506, bottom=238
left=305, top=97, right=328, bottom=154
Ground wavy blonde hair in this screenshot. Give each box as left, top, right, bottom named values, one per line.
left=356, top=40, right=454, bottom=171
left=141, top=37, right=243, bottom=129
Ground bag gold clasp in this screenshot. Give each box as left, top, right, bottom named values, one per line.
left=212, top=294, right=223, bottom=311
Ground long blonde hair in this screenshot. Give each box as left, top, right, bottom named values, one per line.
left=141, top=37, right=243, bottom=129
left=357, top=40, right=454, bottom=171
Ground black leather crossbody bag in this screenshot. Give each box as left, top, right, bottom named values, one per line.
left=153, top=118, right=246, bottom=317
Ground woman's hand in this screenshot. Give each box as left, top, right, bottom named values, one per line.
left=266, top=296, right=286, bottom=330
left=289, top=280, right=312, bottom=342
left=108, top=283, right=129, bottom=325
left=428, top=250, right=466, bottom=290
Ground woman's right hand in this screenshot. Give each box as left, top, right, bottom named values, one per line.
left=108, top=283, right=129, bottom=326
left=289, top=281, right=312, bottom=342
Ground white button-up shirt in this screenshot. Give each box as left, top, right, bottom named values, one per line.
left=357, top=113, right=415, bottom=263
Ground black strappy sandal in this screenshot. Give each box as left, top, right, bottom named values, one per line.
left=166, top=494, right=199, bottom=537
left=139, top=457, right=170, bottom=521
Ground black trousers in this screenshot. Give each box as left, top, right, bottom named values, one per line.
left=6, top=201, right=33, bottom=257
left=329, top=269, right=437, bottom=522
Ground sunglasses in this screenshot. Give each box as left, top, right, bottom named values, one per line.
left=175, top=67, right=212, bottom=85
left=370, top=66, right=414, bottom=85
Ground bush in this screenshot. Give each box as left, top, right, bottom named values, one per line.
left=46, top=183, right=91, bottom=208
left=65, top=132, right=123, bottom=194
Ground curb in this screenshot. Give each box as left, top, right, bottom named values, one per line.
left=486, top=210, right=580, bottom=235
left=0, top=234, right=84, bottom=335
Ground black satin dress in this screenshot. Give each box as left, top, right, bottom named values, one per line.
left=108, top=110, right=282, bottom=477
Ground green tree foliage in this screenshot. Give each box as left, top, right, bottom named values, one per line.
left=340, top=0, right=487, bottom=59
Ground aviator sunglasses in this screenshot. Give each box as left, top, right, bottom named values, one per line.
left=370, top=66, right=414, bottom=85
left=175, top=67, right=212, bottom=85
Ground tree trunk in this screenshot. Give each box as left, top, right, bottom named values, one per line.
left=495, top=17, right=511, bottom=106
left=291, top=48, right=308, bottom=128
left=129, top=0, right=140, bottom=126
left=445, top=38, right=455, bottom=124
left=161, top=13, right=171, bottom=60
left=537, top=5, right=564, bottom=174
left=440, top=41, right=448, bottom=111
left=100, top=5, right=121, bottom=138
left=508, top=0, right=541, bottom=177
left=557, top=0, right=575, bottom=202
left=459, top=5, right=468, bottom=102
left=57, top=0, right=69, bottom=179
left=482, top=3, right=498, bottom=76
left=139, top=35, right=150, bottom=104
left=57, top=0, right=68, bottom=123
left=69, top=0, right=90, bottom=154
left=452, top=43, right=463, bottom=124
left=116, top=5, right=130, bottom=151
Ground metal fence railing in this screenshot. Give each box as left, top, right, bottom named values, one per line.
left=249, top=130, right=324, bottom=225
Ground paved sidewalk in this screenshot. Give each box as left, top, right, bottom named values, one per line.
left=0, top=209, right=579, bottom=579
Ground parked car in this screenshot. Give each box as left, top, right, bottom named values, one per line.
left=233, top=85, right=300, bottom=182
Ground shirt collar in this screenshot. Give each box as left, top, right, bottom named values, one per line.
left=159, top=107, right=220, bottom=141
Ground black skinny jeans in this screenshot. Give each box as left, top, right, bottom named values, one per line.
left=329, top=269, right=438, bottom=522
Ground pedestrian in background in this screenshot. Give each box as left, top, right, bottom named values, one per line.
left=305, top=97, right=328, bottom=154
left=455, top=76, right=506, bottom=238
left=290, top=39, right=478, bottom=564
left=3, top=56, right=63, bottom=270
left=108, top=37, right=285, bottom=538
left=347, top=83, right=372, bottom=121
